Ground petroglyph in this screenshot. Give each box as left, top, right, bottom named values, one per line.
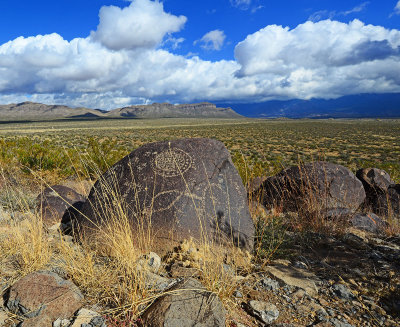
left=76, top=138, right=254, bottom=254
left=153, top=149, right=193, bottom=177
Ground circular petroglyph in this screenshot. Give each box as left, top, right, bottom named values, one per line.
left=154, top=149, right=193, bottom=177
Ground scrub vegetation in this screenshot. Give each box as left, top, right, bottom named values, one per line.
left=0, top=118, right=399, bottom=326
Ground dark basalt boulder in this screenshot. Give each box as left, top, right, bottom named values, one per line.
left=350, top=213, right=386, bottom=233
left=71, top=138, right=254, bottom=253
left=36, top=185, right=85, bottom=227
left=356, top=168, right=394, bottom=195
left=374, top=184, right=400, bottom=218
left=356, top=168, right=399, bottom=218
left=257, top=162, right=366, bottom=214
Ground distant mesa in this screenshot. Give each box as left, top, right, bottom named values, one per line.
left=109, top=102, right=242, bottom=118
left=0, top=101, right=241, bottom=121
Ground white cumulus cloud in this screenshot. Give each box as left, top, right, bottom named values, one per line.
left=195, top=30, right=226, bottom=51
left=0, top=0, right=400, bottom=108
left=91, top=0, right=186, bottom=50
left=234, top=19, right=400, bottom=99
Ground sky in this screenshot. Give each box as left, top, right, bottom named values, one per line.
left=0, top=0, right=400, bottom=109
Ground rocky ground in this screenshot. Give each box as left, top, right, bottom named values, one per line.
left=0, top=139, right=399, bottom=326
left=232, top=228, right=400, bottom=327
left=0, top=210, right=398, bottom=326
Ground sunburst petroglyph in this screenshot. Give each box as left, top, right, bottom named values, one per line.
left=153, top=149, right=193, bottom=177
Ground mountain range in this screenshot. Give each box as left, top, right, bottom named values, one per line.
left=220, top=93, right=400, bottom=118
left=0, top=102, right=241, bottom=121
left=0, top=93, right=399, bottom=121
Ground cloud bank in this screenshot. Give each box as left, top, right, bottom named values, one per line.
left=1, top=0, right=400, bottom=109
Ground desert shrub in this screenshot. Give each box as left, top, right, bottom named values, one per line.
left=83, top=137, right=129, bottom=177
left=232, top=151, right=283, bottom=187
left=253, top=214, right=291, bottom=262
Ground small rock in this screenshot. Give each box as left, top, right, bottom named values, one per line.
left=137, top=252, right=161, bottom=274
left=329, top=318, right=354, bottom=327
left=291, top=289, right=306, bottom=300
left=48, top=222, right=62, bottom=233
left=247, top=300, right=279, bottom=324
left=142, top=278, right=225, bottom=327
left=293, top=261, right=308, bottom=270
left=69, top=308, right=106, bottom=327
left=233, top=323, right=247, bottom=327
left=331, top=284, right=355, bottom=301
left=5, top=271, right=83, bottom=327
left=141, top=271, right=171, bottom=291
left=343, top=232, right=369, bottom=250
left=316, top=308, right=329, bottom=321
left=265, top=264, right=319, bottom=296
left=260, top=277, right=280, bottom=291
left=53, top=318, right=71, bottom=327
left=233, top=290, right=243, bottom=298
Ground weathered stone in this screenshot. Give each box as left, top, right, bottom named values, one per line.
left=265, top=264, right=319, bottom=297
left=331, top=284, right=355, bottom=301
left=293, top=261, right=308, bottom=270
left=247, top=300, right=279, bottom=324
left=69, top=308, right=106, bottom=327
left=36, top=185, right=85, bottom=227
left=374, top=184, right=400, bottom=218
left=72, top=138, right=254, bottom=254
left=260, top=277, right=280, bottom=291
left=356, top=168, right=394, bottom=197
left=53, top=317, right=71, bottom=327
left=136, top=252, right=162, bottom=274
left=351, top=213, right=385, bottom=233
left=329, top=318, right=354, bottom=327
left=142, top=278, right=225, bottom=327
left=356, top=168, right=400, bottom=218
left=141, top=271, right=172, bottom=291
left=258, top=162, right=365, bottom=214
left=5, top=271, right=83, bottom=327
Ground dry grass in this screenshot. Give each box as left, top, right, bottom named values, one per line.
left=0, top=118, right=399, bottom=325
left=0, top=160, right=255, bottom=326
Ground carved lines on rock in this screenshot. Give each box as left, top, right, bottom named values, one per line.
left=153, top=149, right=193, bottom=178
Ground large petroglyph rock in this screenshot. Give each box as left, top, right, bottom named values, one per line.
left=71, top=138, right=254, bottom=253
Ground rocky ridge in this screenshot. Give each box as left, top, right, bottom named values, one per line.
left=0, top=102, right=241, bottom=121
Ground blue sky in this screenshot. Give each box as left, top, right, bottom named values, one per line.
left=0, top=0, right=399, bottom=109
